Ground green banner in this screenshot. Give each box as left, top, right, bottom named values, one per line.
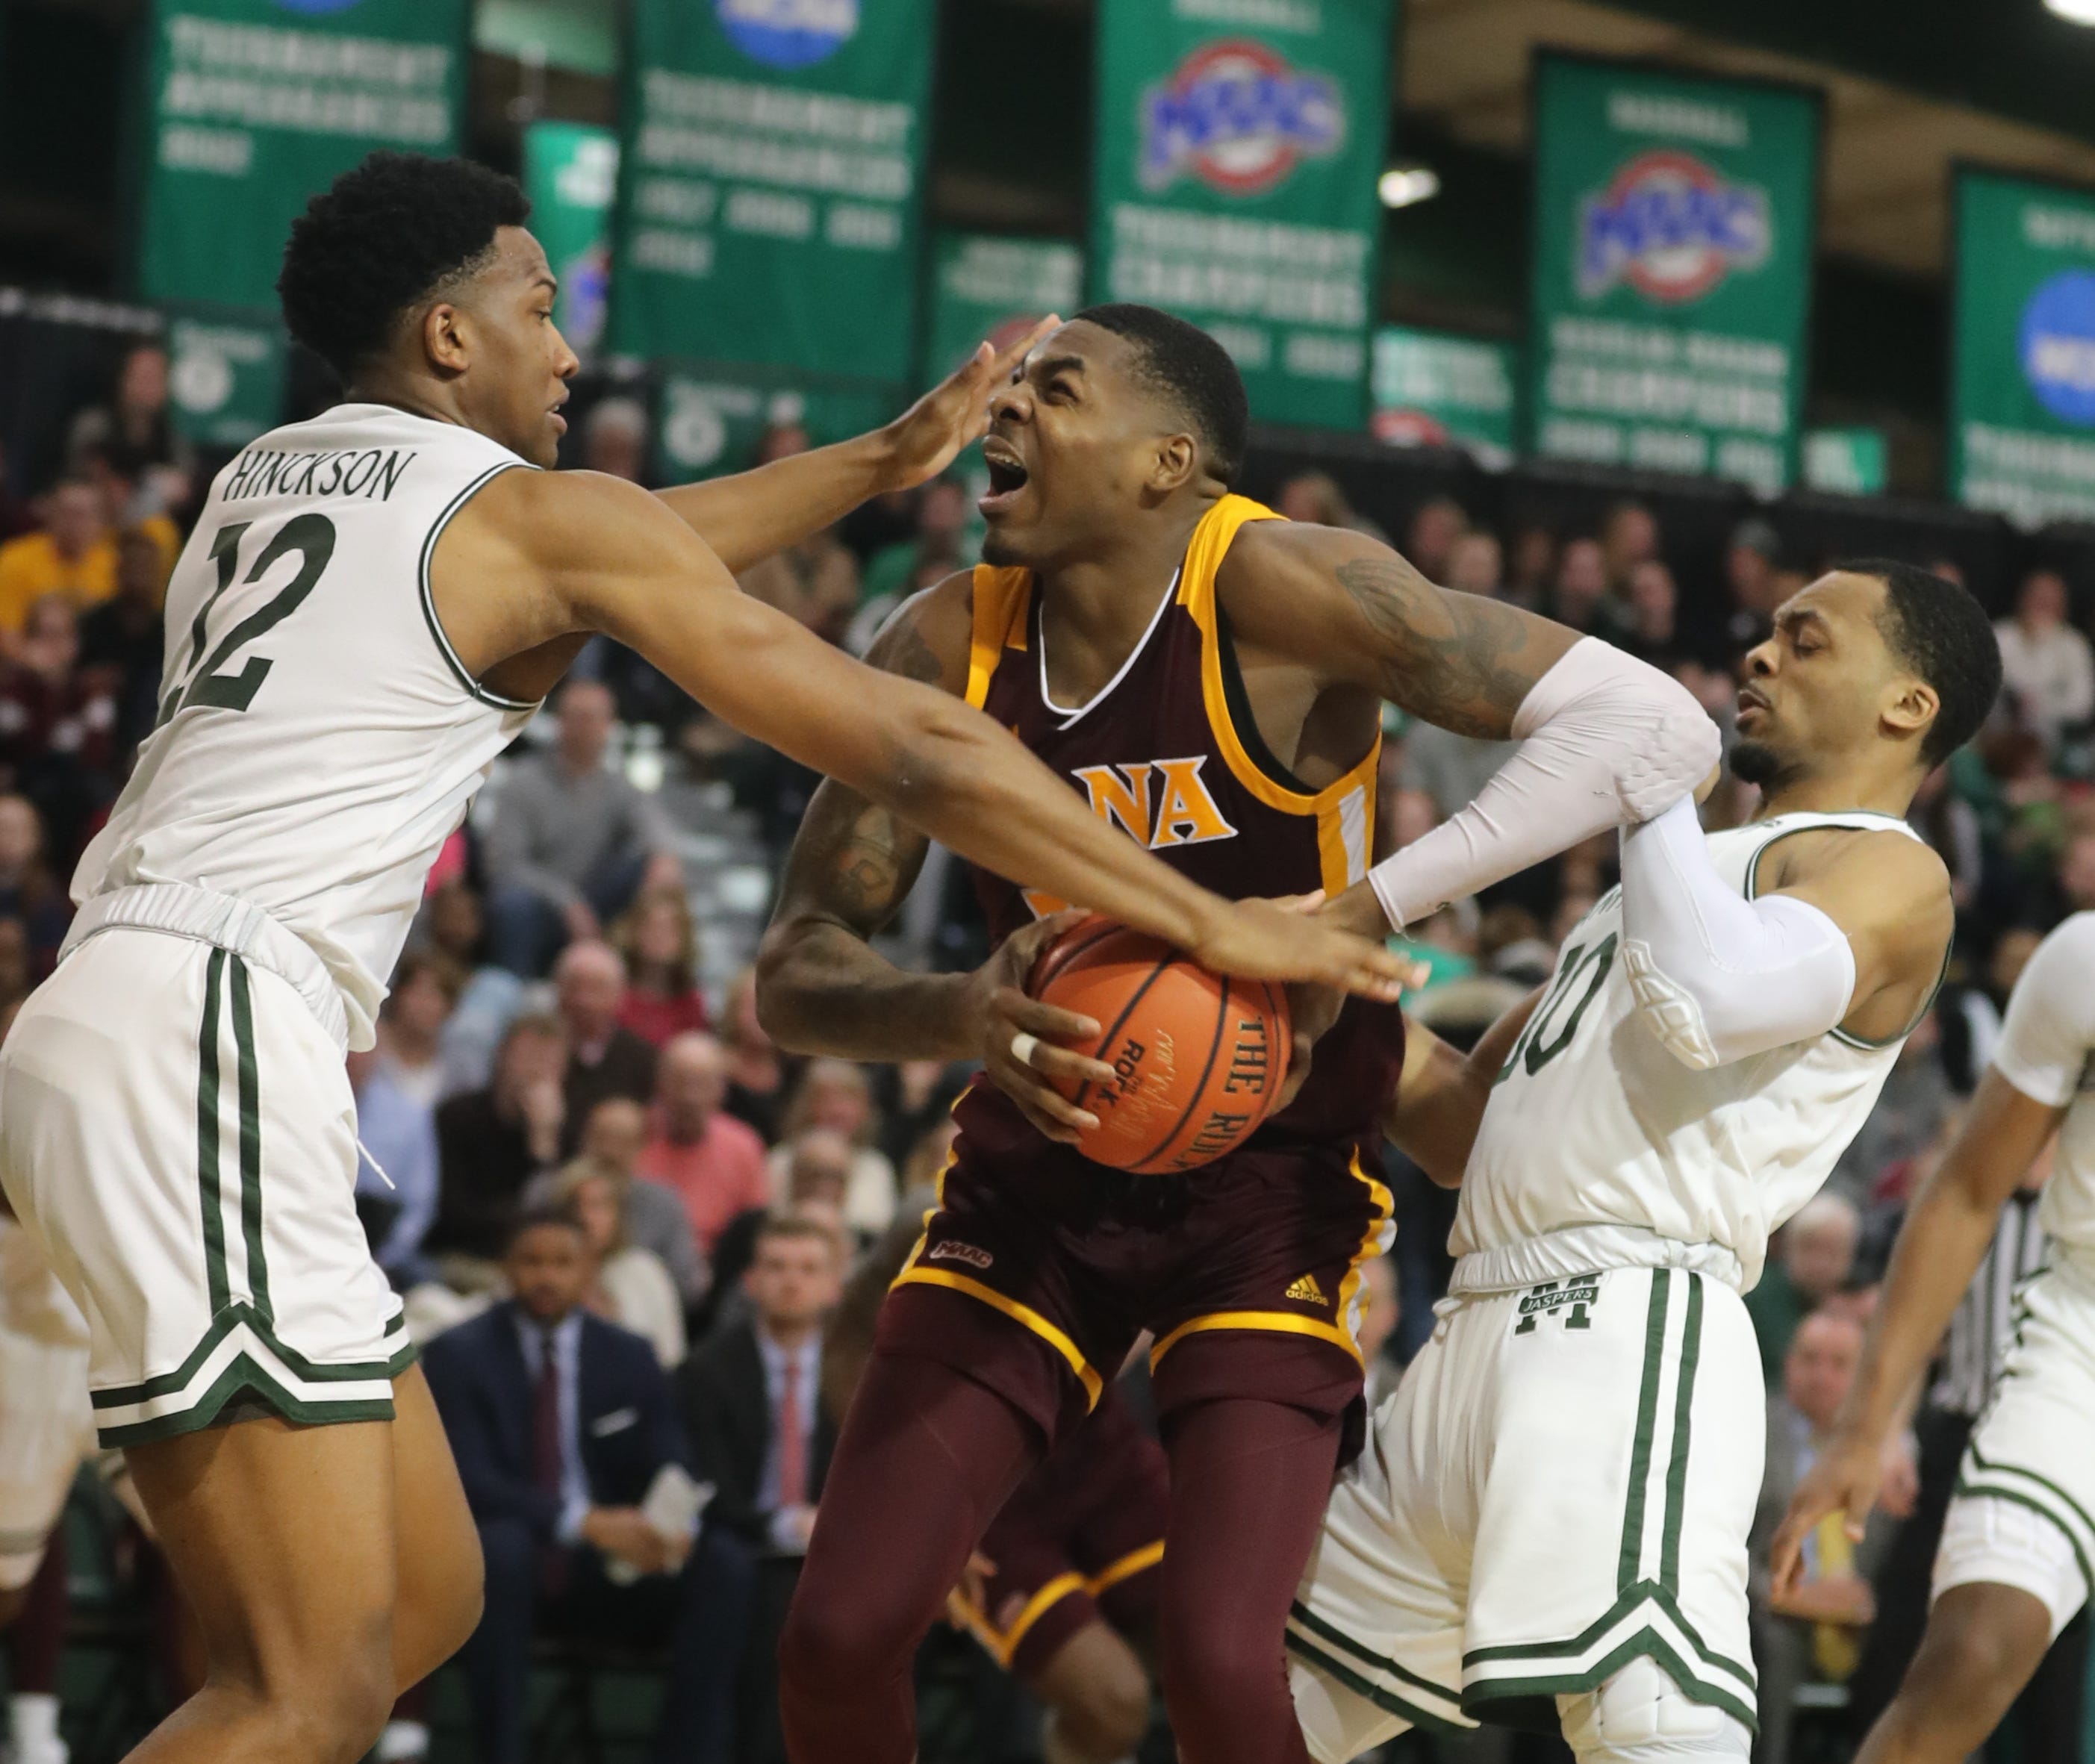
left=1089, top=0, right=1394, bottom=429
left=611, top=0, right=934, bottom=389
left=653, top=367, right=896, bottom=484
left=1370, top=325, right=1517, bottom=465
left=1950, top=168, right=2095, bottom=528
left=523, top=121, right=617, bottom=352
left=1526, top=54, right=1819, bottom=494
left=1802, top=426, right=1887, bottom=497
left=165, top=306, right=287, bottom=445
left=135, top=0, right=469, bottom=312
left=924, top=233, right=1083, bottom=389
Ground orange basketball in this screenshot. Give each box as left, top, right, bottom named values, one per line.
left=1027, top=914, right=1291, bottom=1175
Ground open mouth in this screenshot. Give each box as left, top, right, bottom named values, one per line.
left=980, top=440, right=1030, bottom=512
left=1736, top=688, right=1769, bottom=720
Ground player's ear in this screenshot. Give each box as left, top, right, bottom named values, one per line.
left=1151, top=432, right=1198, bottom=495
left=1881, top=674, right=1938, bottom=747
left=420, top=300, right=470, bottom=377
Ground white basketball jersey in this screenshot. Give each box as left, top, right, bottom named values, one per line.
left=1988, top=912, right=2095, bottom=1254
left=1452, top=811, right=1931, bottom=1292
left=72, top=404, right=540, bottom=1048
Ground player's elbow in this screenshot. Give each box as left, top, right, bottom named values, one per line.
left=753, top=920, right=826, bottom=1052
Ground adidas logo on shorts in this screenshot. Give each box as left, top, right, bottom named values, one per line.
left=1285, top=1274, right=1329, bottom=1306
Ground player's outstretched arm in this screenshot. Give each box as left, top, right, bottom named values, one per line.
left=651, top=322, right=1054, bottom=573
left=1769, top=1065, right=2061, bottom=1595
left=1220, top=521, right=1719, bottom=938
left=457, top=474, right=1406, bottom=997
left=1380, top=991, right=1543, bottom=1185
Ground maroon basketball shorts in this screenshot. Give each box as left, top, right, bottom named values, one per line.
left=950, top=1393, right=1171, bottom=1678
left=880, top=1134, right=1394, bottom=1441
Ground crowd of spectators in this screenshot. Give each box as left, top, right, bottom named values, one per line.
left=4, top=349, right=2095, bottom=1763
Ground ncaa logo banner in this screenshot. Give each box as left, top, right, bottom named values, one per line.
left=1139, top=39, right=1344, bottom=196
left=1576, top=150, right=1771, bottom=305
left=1525, top=54, right=1819, bottom=496
left=1089, top=0, right=1393, bottom=431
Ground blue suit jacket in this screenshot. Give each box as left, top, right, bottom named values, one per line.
left=423, top=1301, right=688, bottom=1542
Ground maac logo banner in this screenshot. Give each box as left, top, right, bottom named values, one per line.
left=1092, top=0, right=1394, bottom=429
left=611, top=0, right=933, bottom=393
left=1527, top=55, right=1819, bottom=494
left=134, top=0, right=470, bottom=312
left=1950, top=167, right=2095, bottom=528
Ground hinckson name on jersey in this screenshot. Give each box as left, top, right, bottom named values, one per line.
left=220, top=447, right=419, bottom=505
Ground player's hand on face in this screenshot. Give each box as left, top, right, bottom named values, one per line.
left=1769, top=1429, right=1882, bottom=1598
left=881, top=316, right=1061, bottom=490
left=965, top=909, right=1116, bottom=1145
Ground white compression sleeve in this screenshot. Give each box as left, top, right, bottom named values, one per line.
left=1618, top=797, right=1856, bottom=1070
left=1368, top=638, right=1720, bottom=929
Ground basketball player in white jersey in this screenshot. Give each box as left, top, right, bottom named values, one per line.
left=0, top=152, right=1408, bottom=1764
left=1773, top=908, right=2095, bottom=1763
left=1286, top=561, right=2002, bottom=1763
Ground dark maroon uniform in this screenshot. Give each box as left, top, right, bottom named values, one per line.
left=952, top=1386, right=1170, bottom=1679
left=880, top=495, right=1404, bottom=1447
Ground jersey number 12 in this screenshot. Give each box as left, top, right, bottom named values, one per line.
left=157, top=514, right=337, bottom=727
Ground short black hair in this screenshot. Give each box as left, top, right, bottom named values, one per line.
left=1836, top=558, right=2003, bottom=766
left=1073, top=303, right=1249, bottom=486
left=505, top=1201, right=585, bottom=1253
left=278, top=151, right=529, bottom=379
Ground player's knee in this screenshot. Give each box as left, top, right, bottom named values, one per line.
left=247, top=1622, right=395, bottom=1763
left=1910, top=1606, right=2035, bottom=1709
left=1159, top=1617, right=1282, bottom=1723
left=779, top=1577, right=907, bottom=1690
left=1558, top=1657, right=1750, bottom=1762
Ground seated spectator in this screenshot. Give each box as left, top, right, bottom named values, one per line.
left=377, top=949, right=461, bottom=1111
left=0, top=481, right=116, bottom=635
left=581, top=1097, right=707, bottom=1306
left=0, top=797, right=72, bottom=979
left=424, top=1206, right=756, bottom=1764
left=613, top=885, right=709, bottom=1047
left=856, top=476, right=971, bottom=614
left=0, top=593, right=120, bottom=857
left=1599, top=497, right=1660, bottom=595
left=1277, top=471, right=1386, bottom=540
left=555, top=938, right=659, bottom=1146
left=720, top=967, right=791, bottom=1141
left=1442, top=529, right=1503, bottom=598
left=1744, top=1195, right=1860, bottom=1380
left=1621, top=558, right=1683, bottom=670
left=1696, top=517, right=1783, bottom=667
left=420, top=878, right=526, bottom=1096
left=1994, top=568, right=2095, bottom=752
left=874, top=1057, right=968, bottom=1171
left=1545, top=536, right=1625, bottom=641
left=679, top=1213, right=841, bottom=1555
left=737, top=443, right=861, bottom=644
left=64, top=342, right=196, bottom=513
left=1403, top=493, right=1466, bottom=579
left=76, top=525, right=166, bottom=762
left=349, top=1044, right=440, bottom=1288
left=776, top=1128, right=854, bottom=1222
left=638, top=1032, right=771, bottom=1257
left=427, top=1013, right=568, bottom=1277
left=1504, top=523, right=1556, bottom=608
left=541, top=1159, right=686, bottom=1368
left=1749, top=1309, right=1893, bottom=1764
left=482, top=679, right=681, bottom=976
left=770, top=1058, right=897, bottom=1237
left=580, top=395, right=649, bottom=484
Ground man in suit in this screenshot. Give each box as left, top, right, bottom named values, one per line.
left=680, top=1213, right=842, bottom=1763
left=425, top=1204, right=756, bottom=1764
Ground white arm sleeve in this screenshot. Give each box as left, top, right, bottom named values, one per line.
left=1990, top=914, right=2095, bottom=1107
left=1367, top=638, right=1721, bottom=929
left=1618, top=797, right=1856, bottom=1070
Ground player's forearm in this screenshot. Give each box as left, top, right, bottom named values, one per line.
left=1383, top=991, right=1540, bottom=1182
left=754, top=917, right=975, bottom=1060
left=653, top=429, right=897, bottom=574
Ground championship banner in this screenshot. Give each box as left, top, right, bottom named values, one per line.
left=611, top=0, right=935, bottom=387
left=653, top=367, right=897, bottom=484
left=924, top=233, right=1083, bottom=388
left=1370, top=325, right=1517, bottom=466
left=523, top=122, right=618, bottom=354
left=166, top=307, right=287, bottom=445
left=135, top=0, right=470, bottom=311
left=1089, top=0, right=1394, bottom=429
left=1526, top=54, right=1819, bottom=494
left=1951, top=167, right=2095, bottom=528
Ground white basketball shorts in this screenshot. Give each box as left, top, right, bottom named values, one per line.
left=0, top=925, right=410, bottom=1447
left=1289, top=1265, right=1762, bottom=1758
left=1936, top=1254, right=2095, bottom=1638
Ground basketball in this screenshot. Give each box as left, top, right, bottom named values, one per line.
left=1027, top=914, right=1291, bottom=1175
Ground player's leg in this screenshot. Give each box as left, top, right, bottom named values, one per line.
left=5, top=1541, right=69, bottom=1764
left=1027, top=1621, right=1153, bottom=1764
left=1557, top=1657, right=1752, bottom=1763
left=1855, top=1582, right=2050, bottom=1764
left=385, top=1362, right=485, bottom=1691
left=777, top=1306, right=1050, bottom=1764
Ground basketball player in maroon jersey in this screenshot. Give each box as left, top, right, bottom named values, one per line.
left=758, top=305, right=1719, bottom=1764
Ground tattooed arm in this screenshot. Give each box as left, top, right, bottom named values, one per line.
left=1223, top=520, right=1719, bottom=933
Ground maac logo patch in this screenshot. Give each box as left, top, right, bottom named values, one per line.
left=1139, top=38, right=1343, bottom=197
left=1576, top=149, right=1769, bottom=305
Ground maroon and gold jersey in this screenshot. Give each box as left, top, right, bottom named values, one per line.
left=884, top=497, right=1403, bottom=1436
